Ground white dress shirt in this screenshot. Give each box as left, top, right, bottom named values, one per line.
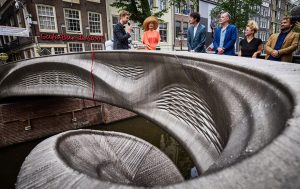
left=193, top=22, right=200, bottom=38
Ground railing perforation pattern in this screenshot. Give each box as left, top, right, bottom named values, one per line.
left=14, top=71, right=89, bottom=88
left=157, top=87, right=223, bottom=154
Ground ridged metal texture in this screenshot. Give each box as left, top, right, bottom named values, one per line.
left=0, top=51, right=298, bottom=188
left=16, top=130, right=184, bottom=188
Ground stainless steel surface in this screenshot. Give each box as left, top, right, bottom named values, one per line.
left=16, top=130, right=184, bottom=188
left=0, top=51, right=299, bottom=188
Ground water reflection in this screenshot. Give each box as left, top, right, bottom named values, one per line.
left=91, top=117, right=195, bottom=179
left=0, top=116, right=195, bottom=188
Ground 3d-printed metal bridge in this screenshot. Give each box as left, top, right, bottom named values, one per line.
left=0, top=51, right=299, bottom=188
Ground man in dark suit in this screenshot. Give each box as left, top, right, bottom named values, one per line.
left=213, top=12, right=237, bottom=56
left=113, top=10, right=132, bottom=50
left=187, top=12, right=206, bottom=53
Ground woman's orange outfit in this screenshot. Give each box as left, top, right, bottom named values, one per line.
left=142, top=30, right=160, bottom=50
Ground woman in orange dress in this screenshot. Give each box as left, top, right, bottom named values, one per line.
left=142, top=16, right=161, bottom=50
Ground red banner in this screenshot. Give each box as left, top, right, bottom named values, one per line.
left=40, top=33, right=103, bottom=42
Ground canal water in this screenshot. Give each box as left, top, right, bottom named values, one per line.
left=0, top=116, right=195, bottom=188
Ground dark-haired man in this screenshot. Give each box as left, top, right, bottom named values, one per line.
left=187, top=12, right=206, bottom=53
left=113, top=10, right=133, bottom=50
left=265, top=17, right=299, bottom=62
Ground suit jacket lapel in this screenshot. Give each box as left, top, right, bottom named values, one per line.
left=283, top=31, right=292, bottom=45
left=223, top=25, right=230, bottom=43
left=271, top=33, right=280, bottom=49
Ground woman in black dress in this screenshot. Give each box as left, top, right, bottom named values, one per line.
left=238, top=20, right=263, bottom=58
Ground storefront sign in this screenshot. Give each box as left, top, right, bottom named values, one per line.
left=40, top=33, right=103, bottom=42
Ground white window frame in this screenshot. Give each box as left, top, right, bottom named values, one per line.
left=88, top=11, right=103, bottom=35
left=130, top=22, right=140, bottom=42
left=91, top=43, right=104, bottom=51
left=175, top=21, right=181, bottom=39
left=17, top=12, right=23, bottom=28
left=36, top=4, right=58, bottom=33
left=10, top=17, right=17, bottom=41
left=182, top=22, right=188, bottom=39
left=63, top=0, right=80, bottom=4
left=159, top=23, right=168, bottom=43
left=68, top=42, right=85, bottom=53
left=158, top=0, right=167, bottom=10
left=54, top=47, right=66, bottom=55
left=64, top=8, right=82, bottom=34
left=87, top=0, right=100, bottom=3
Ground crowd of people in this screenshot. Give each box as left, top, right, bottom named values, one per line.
left=112, top=10, right=300, bottom=63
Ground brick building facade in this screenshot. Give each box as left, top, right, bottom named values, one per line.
left=0, top=98, right=135, bottom=147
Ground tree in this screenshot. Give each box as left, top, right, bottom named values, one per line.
left=111, top=0, right=160, bottom=26
left=110, top=0, right=197, bottom=27
left=210, top=0, right=262, bottom=32
left=294, top=0, right=300, bottom=6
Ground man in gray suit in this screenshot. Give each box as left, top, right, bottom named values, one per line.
left=187, top=12, right=206, bottom=53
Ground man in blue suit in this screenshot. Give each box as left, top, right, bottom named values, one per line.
left=187, top=12, right=206, bottom=53
left=213, top=12, right=237, bottom=55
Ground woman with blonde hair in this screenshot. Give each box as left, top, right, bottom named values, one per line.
left=142, top=16, right=161, bottom=50
left=238, top=20, right=263, bottom=58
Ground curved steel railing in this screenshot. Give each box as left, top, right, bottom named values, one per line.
left=0, top=51, right=298, bottom=188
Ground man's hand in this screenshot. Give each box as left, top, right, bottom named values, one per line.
left=296, top=21, right=300, bottom=30
left=128, top=26, right=133, bottom=33
left=217, top=47, right=224, bottom=54
left=271, top=50, right=279, bottom=57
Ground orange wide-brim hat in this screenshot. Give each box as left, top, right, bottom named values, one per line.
left=143, top=16, right=159, bottom=31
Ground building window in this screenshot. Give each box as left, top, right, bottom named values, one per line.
left=277, top=11, right=281, bottom=20
left=262, top=7, right=269, bottom=17
left=183, top=22, right=188, bottom=38
left=68, top=43, right=84, bottom=52
left=40, top=48, right=52, bottom=56
left=17, top=12, right=24, bottom=28
left=148, top=0, right=154, bottom=9
left=64, top=9, right=81, bottom=33
left=159, top=23, right=167, bottom=42
left=130, top=22, right=140, bottom=41
left=182, top=3, right=190, bottom=15
left=256, top=5, right=260, bottom=13
left=36, top=5, right=57, bottom=32
left=91, top=43, right=104, bottom=51
left=54, top=47, right=65, bottom=54
left=260, top=18, right=267, bottom=28
left=112, top=15, right=118, bottom=27
left=176, top=21, right=181, bottom=38
left=158, top=0, right=167, bottom=10
left=9, top=17, right=17, bottom=41
left=277, top=0, right=281, bottom=8
left=175, top=4, right=180, bottom=14
left=112, top=15, right=119, bottom=36
left=88, top=12, right=102, bottom=35
left=261, top=31, right=267, bottom=41
left=87, top=0, right=100, bottom=2
left=63, top=0, right=80, bottom=3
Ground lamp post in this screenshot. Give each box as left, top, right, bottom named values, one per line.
left=178, top=31, right=186, bottom=51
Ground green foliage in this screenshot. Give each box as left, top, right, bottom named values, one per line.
left=111, top=0, right=166, bottom=26
left=110, top=0, right=197, bottom=26
left=211, top=0, right=262, bottom=32
left=294, top=0, right=300, bottom=6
